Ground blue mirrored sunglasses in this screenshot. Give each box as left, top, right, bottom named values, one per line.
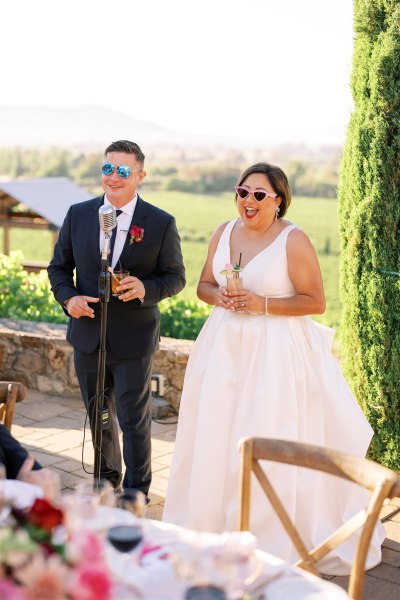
left=101, top=162, right=140, bottom=178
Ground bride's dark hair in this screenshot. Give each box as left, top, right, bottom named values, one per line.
left=236, top=163, right=292, bottom=218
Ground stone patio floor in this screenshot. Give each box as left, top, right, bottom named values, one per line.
left=11, top=389, right=400, bottom=599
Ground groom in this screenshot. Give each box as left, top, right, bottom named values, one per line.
left=48, top=140, right=185, bottom=497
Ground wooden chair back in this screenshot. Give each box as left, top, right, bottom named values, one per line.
left=0, top=381, right=26, bottom=432
left=238, top=436, right=399, bottom=600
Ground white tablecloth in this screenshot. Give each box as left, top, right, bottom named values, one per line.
left=105, top=518, right=349, bottom=599
left=0, top=483, right=348, bottom=599
left=0, top=478, right=43, bottom=509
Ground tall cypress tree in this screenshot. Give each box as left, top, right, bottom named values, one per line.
left=338, top=0, right=400, bottom=467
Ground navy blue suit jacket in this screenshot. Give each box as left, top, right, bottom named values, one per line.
left=48, top=195, right=185, bottom=358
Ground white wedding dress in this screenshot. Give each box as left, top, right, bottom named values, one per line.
left=163, top=219, right=384, bottom=575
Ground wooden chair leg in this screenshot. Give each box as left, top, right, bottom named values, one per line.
left=3, top=383, right=18, bottom=432
left=348, top=477, right=394, bottom=600
left=238, top=438, right=253, bottom=531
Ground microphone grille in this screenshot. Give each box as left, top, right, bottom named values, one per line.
left=99, top=204, right=117, bottom=234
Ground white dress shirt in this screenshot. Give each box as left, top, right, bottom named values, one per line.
left=100, top=195, right=138, bottom=270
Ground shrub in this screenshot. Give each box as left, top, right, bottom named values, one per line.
left=0, top=252, right=67, bottom=323
left=0, top=253, right=210, bottom=340
left=159, top=297, right=210, bottom=340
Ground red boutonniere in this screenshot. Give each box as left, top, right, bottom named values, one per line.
left=129, top=225, right=144, bottom=245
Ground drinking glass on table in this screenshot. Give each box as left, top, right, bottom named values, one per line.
left=185, top=586, right=226, bottom=599
left=171, top=531, right=261, bottom=600
left=116, top=489, right=147, bottom=518
left=62, top=481, right=100, bottom=531
left=97, top=479, right=116, bottom=507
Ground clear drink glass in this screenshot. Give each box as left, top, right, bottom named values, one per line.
left=226, top=272, right=243, bottom=291
left=111, top=270, right=129, bottom=296
left=116, top=489, right=147, bottom=518
left=62, top=481, right=100, bottom=531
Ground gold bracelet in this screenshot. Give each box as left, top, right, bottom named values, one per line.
left=265, top=297, right=269, bottom=315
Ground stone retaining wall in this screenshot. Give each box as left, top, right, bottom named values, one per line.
left=0, top=319, right=192, bottom=410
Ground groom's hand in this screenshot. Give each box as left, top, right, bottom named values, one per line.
left=64, top=295, right=99, bottom=318
left=117, top=275, right=145, bottom=303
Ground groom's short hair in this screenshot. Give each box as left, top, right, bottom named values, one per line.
left=104, top=140, right=145, bottom=166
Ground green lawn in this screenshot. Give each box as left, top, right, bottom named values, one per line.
left=1, top=191, right=342, bottom=335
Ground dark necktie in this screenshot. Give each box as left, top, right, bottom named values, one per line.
left=109, top=209, right=123, bottom=265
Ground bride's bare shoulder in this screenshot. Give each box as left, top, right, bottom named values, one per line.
left=286, top=224, right=317, bottom=254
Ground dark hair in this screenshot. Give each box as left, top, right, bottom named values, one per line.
left=237, top=162, right=291, bottom=218
left=104, top=140, right=145, bottom=165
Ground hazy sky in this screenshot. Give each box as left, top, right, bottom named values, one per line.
left=2, top=0, right=354, bottom=146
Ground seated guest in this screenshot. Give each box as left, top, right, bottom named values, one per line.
left=0, top=423, right=59, bottom=499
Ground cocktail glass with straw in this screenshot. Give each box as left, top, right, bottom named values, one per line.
left=220, top=253, right=243, bottom=291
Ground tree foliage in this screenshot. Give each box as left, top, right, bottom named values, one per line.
left=0, top=147, right=340, bottom=198
left=338, top=0, right=400, bottom=467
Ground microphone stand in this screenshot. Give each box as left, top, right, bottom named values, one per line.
left=93, top=235, right=112, bottom=491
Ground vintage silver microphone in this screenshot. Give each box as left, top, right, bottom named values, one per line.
left=95, top=204, right=117, bottom=488
left=99, top=204, right=117, bottom=262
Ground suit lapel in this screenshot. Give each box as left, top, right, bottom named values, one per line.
left=119, top=195, right=148, bottom=265
left=90, top=196, right=104, bottom=268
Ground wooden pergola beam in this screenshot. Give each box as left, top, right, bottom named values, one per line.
left=0, top=217, right=59, bottom=256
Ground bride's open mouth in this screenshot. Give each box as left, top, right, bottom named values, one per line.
left=245, top=207, right=258, bottom=218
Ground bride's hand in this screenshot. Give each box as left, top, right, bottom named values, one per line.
left=228, top=290, right=264, bottom=313
left=217, top=287, right=234, bottom=310
left=228, top=289, right=247, bottom=311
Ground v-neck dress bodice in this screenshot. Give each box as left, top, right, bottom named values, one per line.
left=163, top=219, right=384, bottom=575
left=213, top=218, right=297, bottom=298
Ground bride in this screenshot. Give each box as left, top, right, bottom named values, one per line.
left=163, top=162, right=384, bottom=575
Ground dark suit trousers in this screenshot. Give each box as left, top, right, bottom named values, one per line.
left=74, top=349, right=153, bottom=495
left=0, top=423, right=42, bottom=479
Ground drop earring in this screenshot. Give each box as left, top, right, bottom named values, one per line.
left=275, top=206, right=281, bottom=221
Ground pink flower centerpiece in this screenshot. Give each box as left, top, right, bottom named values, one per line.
left=0, top=498, right=113, bottom=600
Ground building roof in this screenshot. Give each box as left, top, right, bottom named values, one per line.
left=0, top=177, right=92, bottom=228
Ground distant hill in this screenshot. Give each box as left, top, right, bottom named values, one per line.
left=0, top=105, right=246, bottom=151
left=0, top=105, right=342, bottom=167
